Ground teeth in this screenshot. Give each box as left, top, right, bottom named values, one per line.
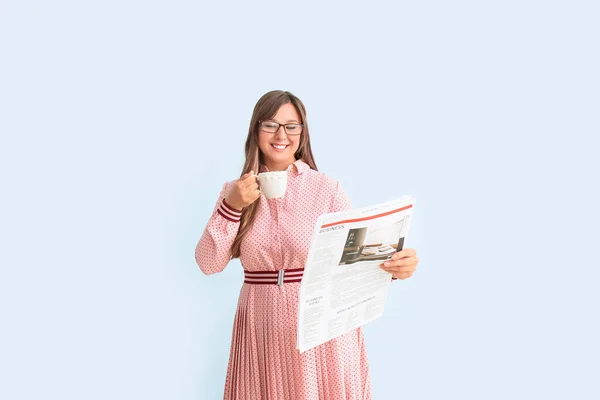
left=272, top=144, right=287, bottom=149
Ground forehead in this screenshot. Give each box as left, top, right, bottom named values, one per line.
left=270, top=103, right=300, bottom=122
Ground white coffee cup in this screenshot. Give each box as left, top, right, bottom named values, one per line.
left=254, top=171, right=287, bottom=199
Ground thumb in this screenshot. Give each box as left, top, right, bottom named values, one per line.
left=240, top=170, right=254, bottom=180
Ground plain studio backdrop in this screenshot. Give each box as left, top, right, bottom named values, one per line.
left=1, top=1, right=598, bottom=399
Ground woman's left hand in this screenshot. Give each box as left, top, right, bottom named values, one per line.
left=380, top=248, right=419, bottom=280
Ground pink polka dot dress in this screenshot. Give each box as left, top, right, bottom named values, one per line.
left=195, top=159, right=372, bottom=399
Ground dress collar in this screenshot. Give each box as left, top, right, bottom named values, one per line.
left=259, top=159, right=310, bottom=175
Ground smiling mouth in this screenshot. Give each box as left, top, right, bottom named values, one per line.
left=271, top=144, right=289, bottom=150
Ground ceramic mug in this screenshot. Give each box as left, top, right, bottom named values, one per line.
left=254, top=171, right=287, bottom=199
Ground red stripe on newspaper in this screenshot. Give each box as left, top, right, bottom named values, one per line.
left=320, top=204, right=413, bottom=229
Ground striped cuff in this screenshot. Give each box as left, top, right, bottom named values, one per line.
left=217, top=199, right=242, bottom=222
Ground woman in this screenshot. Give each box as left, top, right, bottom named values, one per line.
left=195, top=90, right=419, bottom=399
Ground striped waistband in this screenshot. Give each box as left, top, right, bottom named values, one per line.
left=244, top=268, right=304, bottom=285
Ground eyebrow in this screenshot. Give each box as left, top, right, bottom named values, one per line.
left=267, top=119, right=300, bottom=123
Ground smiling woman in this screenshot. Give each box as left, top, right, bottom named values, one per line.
left=194, top=90, right=417, bottom=399
left=257, top=103, right=304, bottom=171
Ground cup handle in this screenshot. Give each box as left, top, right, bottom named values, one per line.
left=252, top=174, right=261, bottom=191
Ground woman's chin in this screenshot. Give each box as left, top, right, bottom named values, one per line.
left=264, top=152, right=295, bottom=167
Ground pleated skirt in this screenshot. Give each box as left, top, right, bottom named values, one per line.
left=223, top=282, right=372, bottom=400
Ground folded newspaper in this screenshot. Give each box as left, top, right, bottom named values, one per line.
left=296, top=195, right=416, bottom=353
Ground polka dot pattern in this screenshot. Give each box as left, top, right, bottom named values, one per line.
left=196, top=160, right=372, bottom=399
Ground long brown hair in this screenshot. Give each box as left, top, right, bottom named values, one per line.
left=230, top=90, right=318, bottom=259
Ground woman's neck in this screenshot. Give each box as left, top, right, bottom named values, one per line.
left=264, top=159, right=296, bottom=172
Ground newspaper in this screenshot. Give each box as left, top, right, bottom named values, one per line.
left=296, top=195, right=416, bottom=353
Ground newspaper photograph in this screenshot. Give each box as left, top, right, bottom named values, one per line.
left=296, top=195, right=416, bottom=353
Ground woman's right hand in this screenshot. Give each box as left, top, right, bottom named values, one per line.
left=224, top=171, right=260, bottom=211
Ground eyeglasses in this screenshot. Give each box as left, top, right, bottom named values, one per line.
left=259, top=120, right=303, bottom=135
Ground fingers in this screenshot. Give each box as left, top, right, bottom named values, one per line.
left=391, top=248, right=416, bottom=260
left=246, top=182, right=259, bottom=192
left=381, top=257, right=417, bottom=268
left=381, top=263, right=415, bottom=280
left=382, top=265, right=415, bottom=274
left=381, top=259, right=416, bottom=272
left=239, top=171, right=260, bottom=206
left=249, top=188, right=261, bottom=202
left=227, top=171, right=261, bottom=209
left=241, top=172, right=260, bottom=199
left=240, top=186, right=260, bottom=204
left=240, top=170, right=259, bottom=187
left=240, top=170, right=254, bottom=180
left=380, top=251, right=418, bottom=279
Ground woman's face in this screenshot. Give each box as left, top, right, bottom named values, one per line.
left=258, top=103, right=302, bottom=171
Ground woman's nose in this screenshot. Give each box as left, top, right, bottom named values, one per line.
left=274, top=125, right=287, bottom=139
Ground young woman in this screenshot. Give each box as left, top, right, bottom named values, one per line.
left=195, top=90, right=419, bottom=399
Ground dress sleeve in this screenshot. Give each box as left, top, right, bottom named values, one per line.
left=330, top=181, right=352, bottom=213
left=195, top=181, right=242, bottom=275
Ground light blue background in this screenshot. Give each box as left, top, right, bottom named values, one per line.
left=1, top=1, right=598, bottom=399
